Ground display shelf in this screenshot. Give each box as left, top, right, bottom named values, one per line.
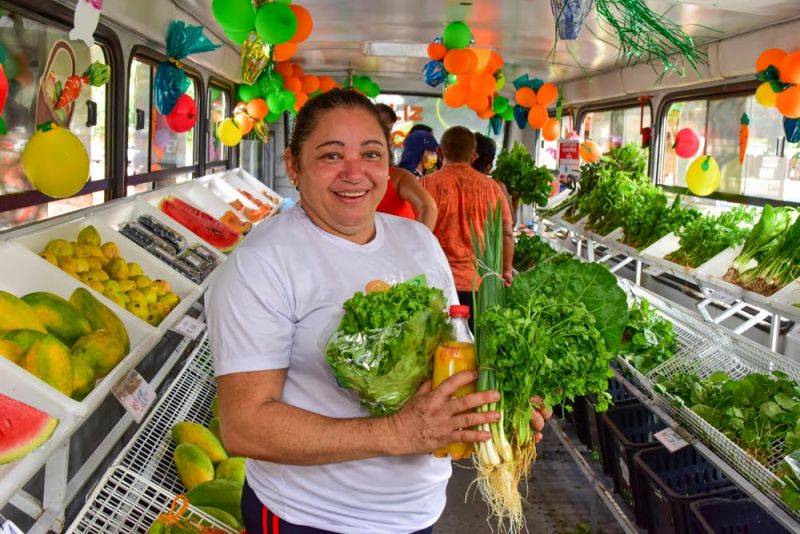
left=66, top=466, right=235, bottom=534
left=114, top=335, right=215, bottom=495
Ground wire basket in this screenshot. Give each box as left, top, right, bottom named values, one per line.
left=115, top=334, right=217, bottom=495
left=66, top=466, right=235, bottom=533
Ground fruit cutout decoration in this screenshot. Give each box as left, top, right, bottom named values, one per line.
left=23, top=122, right=90, bottom=198
left=0, top=63, right=7, bottom=135
left=686, top=156, right=720, bottom=197
left=70, top=0, right=102, bottom=48
left=0, top=393, right=58, bottom=465
left=672, top=127, right=700, bottom=159
left=512, top=75, right=559, bottom=130
left=54, top=61, right=110, bottom=111
left=166, top=93, right=198, bottom=133
left=754, top=47, right=800, bottom=119
left=579, top=140, right=601, bottom=163
left=739, top=113, right=749, bottom=165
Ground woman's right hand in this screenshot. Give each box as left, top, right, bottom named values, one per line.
left=387, top=370, right=500, bottom=455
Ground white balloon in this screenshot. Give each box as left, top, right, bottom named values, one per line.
left=69, top=1, right=101, bottom=49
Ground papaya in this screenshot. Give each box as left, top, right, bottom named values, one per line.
left=71, top=329, right=126, bottom=378
left=197, top=506, right=242, bottom=531
left=0, top=290, right=47, bottom=336
left=77, top=225, right=101, bottom=247
left=173, top=443, right=214, bottom=490
left=0, top=339, right=22, bottom=364
left=21, top=334, right=73, bottom=396
left=214, top=457, right=245, bottom=485
left=71, top=356, right=96, bottom=400
left=21, top=292, right=92, bottom=346
left=171, top=421, right=227, bottom=465
left=207, top=417, right=222, bottom=445
left=3, top=329, right=47, bottom=352
left=69, top=288, right=130, bottom=353
left=186, top=479, right=243, bottom=525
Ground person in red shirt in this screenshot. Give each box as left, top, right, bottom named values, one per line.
left=374, top=104, right=437, bottom=230
left=422, top=126, right=514, bottom=316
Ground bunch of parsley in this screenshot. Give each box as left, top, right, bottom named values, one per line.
left=666, top=206, right=755, bottom=268
left=619, top=298, right=677, bottom=374
left=512, top=234, right=557, bottom=272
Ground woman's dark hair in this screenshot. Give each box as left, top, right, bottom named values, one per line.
left=472, top=132, right=497, bottom=174
left=374, top=103, right=397, bottom=126
left=288, top=89, right=390, bottom=158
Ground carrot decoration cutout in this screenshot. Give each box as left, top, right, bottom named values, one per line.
left=739, top=112, right=749, bottom=165
left=54, top=61, right=110, bottom=111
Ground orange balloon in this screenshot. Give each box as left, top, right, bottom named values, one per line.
left=477, top=107, right=495, bottom=119
left=294, top=91, right=309, bottom=111
left=470, top=71, right=496, bottom=96
left=283, top=76, right=302, bottom=93
left=234, top=101, right=247, bottom=114
left=289, top=4, right=313, bottom=43
left=318, top=75, right=338, bottom=92
left=444, top=49, right=477, bottom=75
left=246, top=98, right=268, bottom=120
left=779, top=51, right=800, bottom=85
left=292, top=64, right=305, bottom=79
left=273, top=42, right=298, bottom=62
left=467, top=91, right=490, bottom=112
left=301, top=74, right=320, bottom=93
left=579, top=140, right=601, bottom=163
left=427, top=42, right=447, bottom=61
left=235, top=113, right=255, bottom=135
left=486, top=51, right=504, bottom=74
left=515, top=87, right=537, bottom=108
left=777, top=85, right=800, bottom=118
left=756, top=48, right=787, bottom=72
left=537, top=83, right=558, bottom=107
left=528, top=105, right=548, bottom=129
left=468, top=47, right=492, bottom=72
left=542, top=118, right=560, bottom=141
left=276, top=62, right=294, bottom=77
left=443, top=83, right=469, bottom=108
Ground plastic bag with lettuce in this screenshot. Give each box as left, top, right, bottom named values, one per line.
left=326, top=280, right=450, bottom=416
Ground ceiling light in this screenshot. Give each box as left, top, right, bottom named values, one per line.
left=363, top=41, right=430, bottom=58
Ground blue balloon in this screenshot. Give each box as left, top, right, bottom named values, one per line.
left=784, top=117, right=800, bottom=143
left=423, top=60, right=445, bottom=88
left=489, top=116, right=503, bottom=136
left=513, top=105, right=529, bottom=130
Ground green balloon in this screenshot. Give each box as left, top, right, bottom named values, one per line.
left=274, top=0, right=291, bottom=3
left=353, top=76, right=371, bottom=93
left=224, top=27, right=251, bottom=45
left=493, top=96, right=509, bottom=114
left=366, top=82, right=380, bottom=98
left=266, top=110, right=282, bottom=123
left=502, top=107, right=515, bottom=121
left=255, top=3, right=298, bottom=45
left=238, top=83, right=262, bottom=102
left=281, top=89, right=296, bottom=112
left=212, top=0, right=256, bottom=32
left=442, top=21, right=471, bottom=50
left=266, top=92, right=283, bottom=113
left=259, top=71, right=284, bottom=94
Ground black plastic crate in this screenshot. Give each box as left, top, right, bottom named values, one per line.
left=573, top=378, right=637, bottom=454
left=688, top=498, right=791, bottom=534
left=599, top=402, right=667, bottom=508
left=633, top=445, right=743, bottom=533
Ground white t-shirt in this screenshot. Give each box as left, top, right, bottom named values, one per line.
left=206, top=205, right=457, bottom=534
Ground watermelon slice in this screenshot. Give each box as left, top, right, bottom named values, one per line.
left=0, top=393, right=58, bottom=464
left=159, top=196, right=242, bottom=253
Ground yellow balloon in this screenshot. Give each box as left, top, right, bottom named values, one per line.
left=755, top=82, right=777, bottom=107
left=686, top=155, right=720, bottom=196
left=218, top=118, right=243, bottom=147
left=22, top=123, right=89, bottom=198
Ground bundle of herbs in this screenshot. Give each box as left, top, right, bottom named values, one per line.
left=619, top=298, right=677, bottom=374
left=665, top=206, right=755, bottom=268
left=620, top=188, right=700, bottom=250
left=581, top=173, right=641, bottom=236
left=493, top=142, right=553, bottom=213
left=512, top=233, right=557, bottom=272
left=775, top=450, right=800, bottom=512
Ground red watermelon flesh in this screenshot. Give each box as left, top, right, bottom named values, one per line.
left=0, top=393, right=58, bottom=465
left=159, top=196, right=242, bottom=253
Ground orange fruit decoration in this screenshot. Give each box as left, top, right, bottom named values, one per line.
left=470, top=71, right=496, bottom=96
left=579, top=140, right=601, bottom=163
left=776, top=85, right=800, bottom=118
left=294, top=91, right=309, bottom=111
left=486, top=52, right=504, bottom=74
left=542, top=118, right=560, bottom=141
left=283, top=76, right=302, bottom=93
left=444, top=49, right=477, bottom=75
left=527, top=105, right=548, bottom=129
left=779, top=51, right=800, bottom=85
left=246, top=98, right=268, bottom=120
left=478, top=108, right=495, bottom=119
left=276, top=62, right=294, bottom=77
left=292, top=63, right=305, bottom=78
left=288, top=4, right=313, bottom=44
left=515, top=87, right=537, bottom=108
left=273, top=42, right=298, bottom=62
left=467, top=91, right=489, bottom=112
left=536, top=83, right=558, bottom=107
left=318, top=75, right=338, bottom=92
left=443, top=83, right=469, bottom=108
left=755, top=48, right=787, bottom=72
left=301, top=74, right=320, bottom=94
left=235, top=113, right=255, bottom=135
left=427, top=43, right=447, bottom=61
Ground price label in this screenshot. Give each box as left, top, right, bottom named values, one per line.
left=170, top=315, right=205, bottom=340
left=1, top=520, right=24, bottom=534
left=655, top=428, right=690, bottom=453
left=112, top=370, right=156, bottom=424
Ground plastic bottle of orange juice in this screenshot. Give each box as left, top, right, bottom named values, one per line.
left=432, top=304, right=476, bottom=460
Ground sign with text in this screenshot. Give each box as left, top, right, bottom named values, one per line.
left=558, top=139, right=581, bottom=186
left=654, top=428, right=690, bottom=453
left=113, top=370, right=157, bottom=424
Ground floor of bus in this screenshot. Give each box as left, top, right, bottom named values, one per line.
left=437, top=426, right=624, bottom=534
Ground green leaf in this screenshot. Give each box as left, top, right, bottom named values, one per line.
left=760, top=401, right=785, bottom=420
left=775, top=392, right=799, bottom=411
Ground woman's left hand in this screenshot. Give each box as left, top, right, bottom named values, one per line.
left=529, top=396, right=553, bottom=443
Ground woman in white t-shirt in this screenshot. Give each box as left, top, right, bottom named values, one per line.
left=206, top=89, right=549, bottom=534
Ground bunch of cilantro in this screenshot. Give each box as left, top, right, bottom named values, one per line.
left=512, top=233, right=558, bottom=272
left=325, top=282, right=450, bottom=416
left=619, top=298, right=677, bottom=374
left=665, top=206, right=755, bottom=268
left=620, top=190, right=700, bottom=251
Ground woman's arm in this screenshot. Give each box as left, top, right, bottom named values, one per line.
left=391, top=167, right=438, bottom=230
left=217, top=368, right=499, bottom=466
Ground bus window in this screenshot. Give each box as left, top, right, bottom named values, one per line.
left=660, top=94, right=800, bottom=203
left=582, top=106, right=651, bottom=154
left=539, top=113, right=575, bottom=170
left=0, top=9, right=110, bottom=230
left=208, top=84, right=230, bottom=166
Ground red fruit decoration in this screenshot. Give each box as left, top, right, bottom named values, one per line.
left=166, top=94, right=198, bottom=133
left=673, top=127, right=700, bottom=159
left=0, top=64, right=8, bottom=135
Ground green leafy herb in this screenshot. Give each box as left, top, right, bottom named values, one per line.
left=620, top=189, right=700, bottom=250
left=493, top=142, right=553, bottom=209
left=666, top=206, right=755, bottom=268
left=619, top=299, right=676, bottom=374
left=513, top=233, right=557, bottom=272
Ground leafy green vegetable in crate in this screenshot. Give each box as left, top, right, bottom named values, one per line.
left=724, top=204, right=793, bottom=287
left=512, top=233, right=557, bottom=272
left=666, top=206, right=755, bottom=268
left=582, top=173, right=641, bottom=236
left=775, top=450, right=800, bottom=512
left=619, top=299, right=677, bottom=374
left=493, top=142, right=553, bottom=209
left=620, top=188, right=700, bottom=250
left=736, top=212, right=800, bottom=296
left=325, top=282, right=450, bottom=416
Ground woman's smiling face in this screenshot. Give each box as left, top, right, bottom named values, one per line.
left=286, top=106, right=390, bottom=244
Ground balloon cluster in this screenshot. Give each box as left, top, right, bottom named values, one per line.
left=343, top=75, right=381, bottom=98
left=511, top=75, right=560, bottom=139
left=754, top=48, right=800, bottom=118
left=212, top=0, right=313, bottom=47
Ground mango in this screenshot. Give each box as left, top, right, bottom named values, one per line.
left=186, top=479, right=243, bottom=525
left=0, top=339, right=23, bottom=364
left=146, top=302, right=169, bottom=327
left=71, top=355, right=96, bottom=400
left=21, top=334, right=73, bottom=396
left=0, top=290, right=47, bottom=336
left=128, top=263, right=144, bottom=277
left=78, top=225, right=101, bottom=247
left=152, top=279, right=171, bottom=296
left=208, top=417, right=222, bottom=444
left=174, top=443, right=214, bottom=490
left=126, top=301, right=148, bottom=321
left=158, top=292, right=181, bottom=309
left=142, top=285, right=158, bottom=304
left=197, top=507, right=242, bottom=531
left=118, top=279, right=135, bottom=292
left=214, top=457, right=245, bottom=485
left=71, top=329, right=126, bottom=378
left=21, top=292, right=92, bottom=346
left=44, top=239, right=73, bottom=257
left=107, top=257, right=129, bottom=281
left=72, top=244, right=91, bottom=259
left=57, top=256, right=80, bottom=272
left=39, top=252, right=58, bottom=266
left=103, top=290, right=127, bottom=309
left=171, top=421, right=227, bottom=464
left=69, top=288, right=130, bottom=353
left=100, top=241, right=119, bottom=260
left=3, top=329, right=47, bottom=352
left=86, top=257, right=103, bottom=271
left=89, top=281, right=105, bottom=294
left=134, top=275, right=152, bottom=289
left=84, top=268, right=109, bottom=282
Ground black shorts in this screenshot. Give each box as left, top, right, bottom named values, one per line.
left=241, top=479, right=434, bottom=534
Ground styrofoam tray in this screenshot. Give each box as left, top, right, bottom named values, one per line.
left=694, top=244, right=750, bottom=300
left=220, top=171, right=277, bottom=208
left=0, top=242, right=159, bottom=417
left=206, top=175, right=259, bottom=210
left=148, top=181, right=248, bottom=223
left=11, top=216, right=200, bottom=334
left=91, top=198, right=226, bottom=290
left=234, top=168, right=283, bottom=205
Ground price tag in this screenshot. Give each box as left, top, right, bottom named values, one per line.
left=170, top=315, right=205, bottom=340
left=1, top=520, right=24, bottom=534
left=112, top=370, right=156, bottom=424
left=654, top=428, right=690, bottom=453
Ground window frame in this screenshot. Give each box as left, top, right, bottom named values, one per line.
left=205, top=77, right=235, bottom=172
left=576, top=98, right=654, bottom=173
left=653, top=80, right=800, bottom=208
left=0, top=0, right=125, bottom=213
left=125, top=45, right=205, bottom=189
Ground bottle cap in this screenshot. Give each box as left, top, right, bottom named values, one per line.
left=449, top=304, right=470, bottom=318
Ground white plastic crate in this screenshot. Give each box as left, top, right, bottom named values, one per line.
left=115, top=335, right=216, bottom=495
left=66, top=466, right=235, bottom=533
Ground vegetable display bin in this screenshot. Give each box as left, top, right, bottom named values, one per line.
left=688, top=498, right=791, bottom=534
left=633, top=445, right=742, bottom=532
left=573, top=377, right=637, bottom=463
left=598, top=402, right=666, bottom=508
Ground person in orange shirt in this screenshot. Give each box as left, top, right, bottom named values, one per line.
left=422, top=126, right=514, bottom=318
